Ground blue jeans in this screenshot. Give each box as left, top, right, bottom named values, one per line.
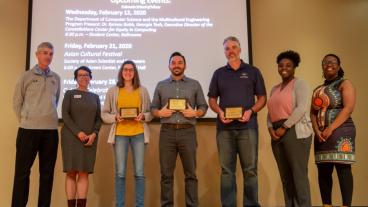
left=217, top=129, right=260, bottom=207
left=114, top=133, right=145, bottom=207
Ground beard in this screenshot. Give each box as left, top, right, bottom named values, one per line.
left=171, top=67, right=184, bottom=76
left=227, top=53, right=239, bottom=61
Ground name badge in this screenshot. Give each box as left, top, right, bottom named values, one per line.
left=74, top=94, right=82, bottom=99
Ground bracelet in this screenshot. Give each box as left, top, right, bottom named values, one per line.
left=281, top=124, right=289, bottom=129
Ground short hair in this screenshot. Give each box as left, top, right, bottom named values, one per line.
left=74, top=66, right=92, bottom=80
left=169, top=51, right=186, bottom=66
left=277, top=50, right=301, bottom=67
left=322, top=53, right=345, bottom=78
left=37, top=42, right=54, bottom=52
left=116, top=60, right=141, bottom=89
left=223, top=36, right=241, bottom=47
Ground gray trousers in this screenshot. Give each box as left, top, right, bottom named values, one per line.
left=271, top=126, right=312, bottom=207
left=159, top=125, right=198, bottom=207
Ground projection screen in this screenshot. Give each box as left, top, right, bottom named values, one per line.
left=27, top=0, right=252, bottom=118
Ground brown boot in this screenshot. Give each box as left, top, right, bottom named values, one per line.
left=77, top=198, right=87, bottom=207
left=67, top=199, right=76, bottom=207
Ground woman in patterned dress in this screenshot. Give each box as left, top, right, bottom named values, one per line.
left=311, top=54, right=356, bottom=207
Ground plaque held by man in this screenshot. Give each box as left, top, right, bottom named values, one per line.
left=168, top=98, right=187, bottom=111
left=224, top=107, right=243, bottom=119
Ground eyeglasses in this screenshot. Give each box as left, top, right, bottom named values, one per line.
left=322, top=60, right=339, bottom=66
left=77, top=74, right=90, bottom=78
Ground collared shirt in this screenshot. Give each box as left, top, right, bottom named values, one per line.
left=151, top=75, right=208, bottom=125
left=208, top=60, right=266, bottom=130
left=35, top=65, right=51, bottom=77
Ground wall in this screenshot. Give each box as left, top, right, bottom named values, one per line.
left=0, top=0, right=29, bottom=204
left=0, top=0, right=367, bottom=206
left=251, top=0, right=368, bottom=206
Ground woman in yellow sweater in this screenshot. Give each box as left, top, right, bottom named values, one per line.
left=102, top=60, right=152, bottom=207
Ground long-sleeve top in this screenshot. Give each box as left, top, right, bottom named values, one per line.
left=13, top=65, right=60, bottom=129
left=62, top=89, right=101, bottom=136
left=151, top=76, right=208, bottom=125
left=267, top=78, right=313, bottom=139
left=101, top=86, right=152, bottom=144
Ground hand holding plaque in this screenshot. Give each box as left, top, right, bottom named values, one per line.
left=224, top=107, right=243, bottom=120
left=168, top=98, right=187, bottom=111
left=120, top=107, right=139, bottom=119
left=180, top=104, right=198, bottom=118
left=157, top=103, right=175, bottom=118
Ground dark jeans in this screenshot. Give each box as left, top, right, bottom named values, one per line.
left=271, top=124, right=312, bottom=207
left=217, top=128, right=260, bottom=207
left=12, top=128, right=59, bottom=207
left=159, top=125, right=197, bottom=207
left=317, top=163, right=353, bottom=206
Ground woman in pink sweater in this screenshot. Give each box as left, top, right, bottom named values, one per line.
left=267, top=50, right=313, bottom=207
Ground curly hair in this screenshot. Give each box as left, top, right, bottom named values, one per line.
left=277, top=50, right=301, bottom=67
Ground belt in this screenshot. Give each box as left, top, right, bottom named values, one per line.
left=162, top=123, right=193, bottom=129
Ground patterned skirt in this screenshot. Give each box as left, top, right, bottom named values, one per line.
left=314, top=118, right=356, bottom=164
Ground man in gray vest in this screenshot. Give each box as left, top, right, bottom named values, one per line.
left=12, top=42, right=60, bottom=207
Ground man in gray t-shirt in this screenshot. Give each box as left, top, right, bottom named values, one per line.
left=151, top=52, right=208, bottom=207
left=12, top=42, right=60, bottom=207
